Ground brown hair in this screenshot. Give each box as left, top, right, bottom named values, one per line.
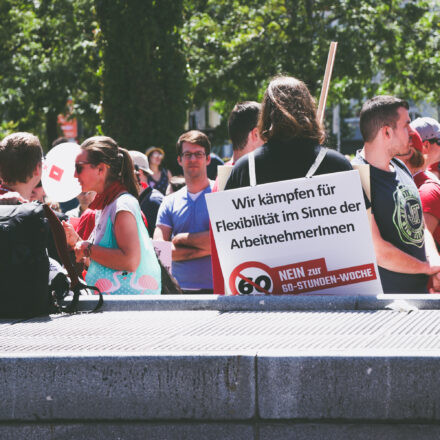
left=0, top=132, right=43, bottom=184
left=80, top=136, right=138, bottom=198
left=176, top=130, right=211, bottom=156
left=360, top=95, right=409, bottom=142
left=407, top=148, right=425, bottom=169
left=258, top=75, right=325, bottom=144
left=228, top=101, right=261, bottom=151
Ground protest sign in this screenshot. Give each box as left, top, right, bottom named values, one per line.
left=153, top=240, right=172, bottom=273
left=42, top=142, right=82, bottom=202
left=206, top=170, right=382, bottom=296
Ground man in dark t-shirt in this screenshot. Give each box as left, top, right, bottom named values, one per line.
left=351, top=95, right=440, bottom=293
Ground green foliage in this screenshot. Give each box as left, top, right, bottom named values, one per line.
left=182, top=0, right=440, bottom=144
left=1, top=0, right=439, bottom=152
left=95, top=0, right=189, bottom=167
left=0, top=0, right=101, bottom=148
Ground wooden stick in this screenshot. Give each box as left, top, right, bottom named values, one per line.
left=317, top=41, right=338, bottom=125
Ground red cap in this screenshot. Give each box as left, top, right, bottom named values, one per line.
left=410, top=130, right=423, bottom=153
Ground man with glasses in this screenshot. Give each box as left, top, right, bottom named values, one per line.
left=409, top=117, right=440, bottom=250
left=352, top=96, right=440, bottom=293
left=154, top=130, right=213, bottom=292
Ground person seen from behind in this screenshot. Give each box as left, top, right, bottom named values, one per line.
left=225, top=75, right=352, bottom=190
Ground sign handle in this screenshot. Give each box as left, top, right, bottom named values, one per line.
left=317, top=41, right=338, bottom=125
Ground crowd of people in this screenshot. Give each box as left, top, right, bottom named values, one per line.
left=2, top=74, right=440, bottom=295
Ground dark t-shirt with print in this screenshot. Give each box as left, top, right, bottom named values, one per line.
left=352, top=152, right=428, bottom=293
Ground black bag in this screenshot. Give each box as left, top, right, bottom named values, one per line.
left=157, top=257, right=183, bottom=294
left=0, top=202, right=103, bottom=319
left=0, top=202, right=52, bottom=318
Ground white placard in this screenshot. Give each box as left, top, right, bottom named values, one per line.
left=153, top=240, right=172, bottom=273
left=42, top=142, right=82, bottom=202
left=217, top=165, right=233, bottom=192
left=206, top=170, right=382, bottom=296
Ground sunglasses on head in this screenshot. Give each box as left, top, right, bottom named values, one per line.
left=428, top=138, right=440, bottom=144
left=75, top=161, right=93, bottom=174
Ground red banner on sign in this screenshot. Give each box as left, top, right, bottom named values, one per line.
left=229, top=258, right=377, bottom=295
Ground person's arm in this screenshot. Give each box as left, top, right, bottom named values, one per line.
left=0, top=191, right=27, bottom=204
left=62, top=220, right=81, bottom=247
left=422, top=220, right=440, bottom=292
left=154, top=224, right=210, bottom=261
left=75, top=210, right=140, bottom=272
left=369, top=211, right=440, bottom=275
left=172, top=231, right=211, bottom=252
left=424, top=212, right=439, bottom=237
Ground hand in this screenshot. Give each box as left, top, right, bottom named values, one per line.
left=425, top=264, right=440, bottom=276
left=74, top=240, right=90, bottom=263
left=62, top=220, right=80, bottom=248
left=429, top=272, right=440, bottom=293
left=0, top=191, right=27, bottom=204
left=172, top=232, right=189, bottom=246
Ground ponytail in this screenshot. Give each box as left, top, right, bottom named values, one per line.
left=81, top=136, right=139, bottom=198
left=118, top=147, right=138, bottom=198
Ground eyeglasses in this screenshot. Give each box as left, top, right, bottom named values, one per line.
left=428, top=138, right=440, bottom=145
left=75, top=161, right=93, bottom=174
left=180, top=151, right=206, bottom=160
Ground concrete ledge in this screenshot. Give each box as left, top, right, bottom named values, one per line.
left=0, top=355, right=255, bottom=421
left=1, top=422, right=440, bottom=440
left=258, top=423, right=440, bottom=440
left=0, top=423, right=253, bottom=440
left=258, top=356, right=440, bottom=421
left=75, top=293, right=440, bottom=312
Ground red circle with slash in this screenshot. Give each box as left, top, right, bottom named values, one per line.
left=228, top=261, right=274, bottom=296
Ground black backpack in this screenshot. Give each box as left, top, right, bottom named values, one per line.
left=0, top=202, right=103, bottom=319
left=0, top=202, right=52, bottom=318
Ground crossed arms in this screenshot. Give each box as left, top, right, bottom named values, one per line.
left=153, top=225, right=211, bottom=261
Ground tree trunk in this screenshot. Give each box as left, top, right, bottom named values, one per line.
left=45, top=111, right=59, bottom=149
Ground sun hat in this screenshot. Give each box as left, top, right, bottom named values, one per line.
left=145, top=146, right=165, bottom=158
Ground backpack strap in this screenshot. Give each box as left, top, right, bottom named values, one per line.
left=43, top=204, right=103, bottom=313
left=248, top=150, right=257, bottom=187
left=392, top=157, right=412, bottom=178
left=306, top=147, right=328, bottom=178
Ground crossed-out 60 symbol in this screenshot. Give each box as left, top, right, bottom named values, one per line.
left=229, top=262, right=274, bottom=296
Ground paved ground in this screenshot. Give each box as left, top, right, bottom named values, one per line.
left=2, top=304, right=440, bottom=356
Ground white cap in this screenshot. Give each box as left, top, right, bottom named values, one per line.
left=129, top=150, right=153, bottom=175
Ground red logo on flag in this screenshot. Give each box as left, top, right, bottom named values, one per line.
left=49, top=165, right=64, bottom=182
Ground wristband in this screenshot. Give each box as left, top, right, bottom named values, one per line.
left=83, top=241, right=93, bottom=258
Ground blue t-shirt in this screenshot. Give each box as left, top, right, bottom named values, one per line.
left=156, top=184, right=213, bottom=289
left=352, top=152, right=428, bottom=293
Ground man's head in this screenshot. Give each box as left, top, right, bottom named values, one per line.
left=360, top=95, right=411, bottom=157
left=0, top=132, right=43, bottom=185
left=129, top=150, right=153, bottom=184
left=228, top=101, right=262, bottom=154
left=410, top=117, right=440, bottom=167
left=258, top=75, right=325, bottom=144
left=400, top=130, right=425, bottom=170
left=176, top=130, right=211, bottom=182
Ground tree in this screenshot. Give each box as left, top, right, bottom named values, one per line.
left=0, top=0, right=100, bottom=148
left=182, top=0, right=440, bottom=144
left=95, top=0, right=189, bottom=164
